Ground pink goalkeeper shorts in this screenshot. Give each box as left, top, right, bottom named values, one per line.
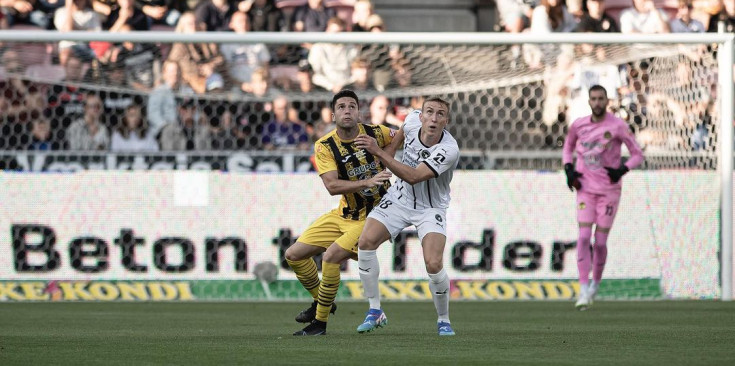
left=576, top=190, right=621, bottom=228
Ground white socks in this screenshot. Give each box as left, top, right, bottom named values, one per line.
left=428, top=268, right=450, bottom=323
left=358, top=249, right=381, bottom=310
left=359, top=249, right=450, bottom=322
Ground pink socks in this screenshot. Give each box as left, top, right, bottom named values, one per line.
left=577, top=226, right=593, bottom=285
left=593, top=231, right=609, bottom=283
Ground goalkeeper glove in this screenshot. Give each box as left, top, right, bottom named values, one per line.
left=605, top=165, right=629, bottom=183
left=564, top=163, right=582, bottom=191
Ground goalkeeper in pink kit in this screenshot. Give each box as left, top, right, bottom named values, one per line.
left=562, top=85, right=644, bottom=310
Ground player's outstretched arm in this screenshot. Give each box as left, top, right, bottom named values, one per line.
left=319, top=169, right=392, bottom=196
left=382, top=127, right=405, bottom=159
left=355, top=134, right=435, bottom=185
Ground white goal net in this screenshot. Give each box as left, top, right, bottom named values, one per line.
left=0, top=32, right=727, bottom=169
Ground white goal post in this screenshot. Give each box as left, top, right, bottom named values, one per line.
left=0, top=30, right=732, bottom=300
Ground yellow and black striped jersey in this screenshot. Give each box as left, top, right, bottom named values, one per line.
left=314, top=123, right=396, bottom=220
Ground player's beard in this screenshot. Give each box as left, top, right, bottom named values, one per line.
left=592, top=107, right=605, bottom=119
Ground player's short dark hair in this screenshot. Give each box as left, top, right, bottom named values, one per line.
left=422, top=96, right=451, bottom=113
left=331, top=89, right=359, bottom=111
left=589, top=85, right=608, bottom=97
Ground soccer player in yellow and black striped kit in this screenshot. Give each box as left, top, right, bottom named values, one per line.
left=288, top=89, right=397, bottom=336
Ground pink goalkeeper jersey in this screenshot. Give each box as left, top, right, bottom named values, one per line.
left=562, top=113, right=644, bottom=194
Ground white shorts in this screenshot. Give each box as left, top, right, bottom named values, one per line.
left=367, top=191, right=447, bottom=242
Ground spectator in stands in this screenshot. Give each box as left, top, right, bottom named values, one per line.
left=0, top=8, right=6, bottom=31
left=195, top=0, right=235, bottom=31
left=542, top=52, right=575, bottom=126
left=578, top=0, right=619, bottom=32
left=619, top=0, right=670, bottom=33
left=671, top=0, right=706, bottom=32
left=244, top=66, right=277, bottom=96
left=236, top=97, right=270, bottom=148
left=355, top=14, right=401, bottom=91
left=104, top=61, right=128, bottom=87
left=390, top=95, right=422, bottom=122
left=0, top=49, right=45, bottom=125
left=108, top=24, right=162, bottom=91
left=1, top=0, right=54, bottom=29
left=275, top=0, right=305, bottom=31
left=532, top=0, right=577, bottom=32
left=495, top=0, right=536, bottom=66
left=138, top=0, right=182, bottom=27
left=111, top=104, right=159, bottom=151
left=209, top=103, right=247, bottom=149
left=242, top=0, right=282, bottom=31
left=54, top=0, right=102, bottom=65
left=272, top=59, right=312, bottom=92
left=524, top=0, right=577, bottom=69
left=646, top=59, right=711, bottom=151
left=0, top=49, right=45, bottom=149
left=565, top=33, right=626, bottom=123
left=160, top=99, right=212, bottom=150
left=287, top=102, right=303, bottom=125
left=308, top=17, right=357, bottom=92
left=148, top=60, right=194, bottom=137
left=707, top=0, right=734, bottom=32
left=344, top=57, right=371, bottom=91
left=350, top=0, right=372, bottom=31
left=27, top=117, right=54, bottom=150
left=365, top=12, right=383, bottom=32
left=67, top=93, right=110, bottom=150
left=262, top=95, right=309, bottom=150
left=168, top=11, right=226, bottom=94
left=294, top=59, right=314, bottom=92
left=368, top=94, right=402, bottom=129
left=307, top=105, right=334, bottom=143
left=59, top=52, right=86, bottom=83
left=95, top=62, right=142, bottom=128
left=47, top=54, right=88, bottom=143
left=566, top=0, right=585, bottom=24
left=390, top=53, right=412, bottom=88
left=496, top=0, right=535, bottom=33
left=222, top=11, right=271, bottom=91
left=293, top=0, right=334, bottom=31
left=100, top=0, right=149, bottom=31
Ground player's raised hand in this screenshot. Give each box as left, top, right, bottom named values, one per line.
left=355, top=134, right=379, bottom=154
left=605, top=165, right=629, bottom=183
left=368, top=170, right=392, bottom=187
left=564, top=163, right=582, bottom=191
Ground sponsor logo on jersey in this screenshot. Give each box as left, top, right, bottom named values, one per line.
left=341, top=149, right=367, bottom=163
left=359, top=173, right=381, bottom=196
left=347, top=160, right=380, bottom=178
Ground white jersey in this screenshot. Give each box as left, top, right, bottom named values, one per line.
left=390, top=110, right=460, bottom=210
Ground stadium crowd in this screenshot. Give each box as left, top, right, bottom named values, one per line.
left=0, top=0, right=730, bottom=153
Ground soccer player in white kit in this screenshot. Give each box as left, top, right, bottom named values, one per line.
left=563, top=85, right=644, bottom=310
left=354, top=97, right=460, bottom=336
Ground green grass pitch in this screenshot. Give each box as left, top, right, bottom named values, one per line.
left=1, top=301, right=734, bottom=365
